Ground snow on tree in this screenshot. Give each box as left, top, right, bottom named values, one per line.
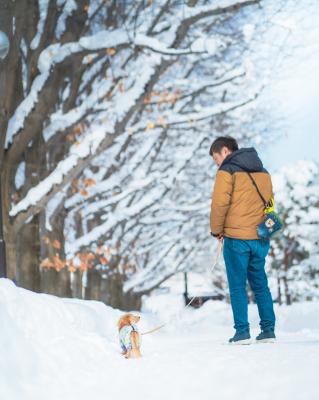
left=0, top=0, right=271, bottom=308
left=268, top=161, right=319, bottom=305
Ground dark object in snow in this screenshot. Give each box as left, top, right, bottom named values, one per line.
left=183, top=272, right=224, bottom=308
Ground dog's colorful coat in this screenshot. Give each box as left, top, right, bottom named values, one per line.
left=117, top=314, right=142, bottom=358
left=119, top=324, right=140, bottom=352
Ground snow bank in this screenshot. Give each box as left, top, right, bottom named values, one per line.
left=0, top=279, right=123, bottom=400
left=1, top=279, right=319, bottom=400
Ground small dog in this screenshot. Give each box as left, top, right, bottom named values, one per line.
left=117, top=313, right=142, bottom=359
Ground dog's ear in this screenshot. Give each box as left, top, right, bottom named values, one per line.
left=118, top=314, right=131, bottom=330
left=130, top=314, right=140, bottom=324
left=118, top=315, right=128, bottom=330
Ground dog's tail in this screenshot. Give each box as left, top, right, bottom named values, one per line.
left=130, top=331, right=141, bottom=358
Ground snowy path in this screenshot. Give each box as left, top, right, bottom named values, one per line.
left=1, top=279, right=318, bottom=400
left=139, top=331, right=319, bottom=400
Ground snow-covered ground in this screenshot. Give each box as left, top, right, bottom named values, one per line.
left=1, top=278, right=318, bottom=400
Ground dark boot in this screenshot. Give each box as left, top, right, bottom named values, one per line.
left=229, top=330, right=251, bottom=345
left=256, top=329, right=276, bottom=343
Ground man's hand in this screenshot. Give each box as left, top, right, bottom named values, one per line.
left=217, top=235, right=224, bottom=244
left=210, top=232, right=224, bottom=243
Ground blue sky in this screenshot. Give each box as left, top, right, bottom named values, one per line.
left=262, top=129, right=318, bottom=172
left=249, top=0, right=319, bottom=172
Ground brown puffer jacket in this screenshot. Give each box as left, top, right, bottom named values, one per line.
left=210, top=148, right=273, bottom=240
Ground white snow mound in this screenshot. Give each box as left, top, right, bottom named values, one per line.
left=1, top=279, right=319, bottom=400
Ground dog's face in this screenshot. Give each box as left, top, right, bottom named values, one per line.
left=117, top=313, right=140, bottom=331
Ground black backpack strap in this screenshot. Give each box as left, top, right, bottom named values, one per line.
left=246, top=172, right=268, bottom=207
left=223, top=160, right=272, bottom=208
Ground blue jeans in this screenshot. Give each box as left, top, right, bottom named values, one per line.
left=223, top=237, right=275, bottom=332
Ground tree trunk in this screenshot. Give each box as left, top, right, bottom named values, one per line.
left=84, top=268, right=101, bottom=300
left=84, top=268, right=142, bottom=310
left=0, top=0, right=26, bottom=281
left=39, top=207, right=72, bottom=298
left=2, top=163, right=18, bottom=281
left=2, top=217, right=17, bottom=281
left=71, top=270, right=83, bottom=299
left=39, top=268, right=72, bottom=297
left=16, top=214, right=41, bottom=291
left=100, top=271, right=142, bottom=311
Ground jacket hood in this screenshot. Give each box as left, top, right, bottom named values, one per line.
left=220, top=147, right=264, bottom=172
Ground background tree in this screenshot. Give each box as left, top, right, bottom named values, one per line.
left=0, top=0, right=271, bottom=309
left=268, top=161, right=319, bottom=305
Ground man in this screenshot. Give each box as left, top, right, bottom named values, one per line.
left=209, top=136, right=276, bottom=344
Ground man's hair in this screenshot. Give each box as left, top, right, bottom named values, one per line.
left=209, top=136, right=239, bottom=155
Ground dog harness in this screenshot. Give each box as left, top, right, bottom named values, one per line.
left=119, top=324, right=139, bottom=352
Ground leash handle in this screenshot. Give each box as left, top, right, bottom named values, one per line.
left=140, top=241, right=223, bottom=336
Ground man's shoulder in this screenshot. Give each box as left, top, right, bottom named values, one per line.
left=219, top=164, right=271, bottom=176
left=219, top=163, right=240, bottom=175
